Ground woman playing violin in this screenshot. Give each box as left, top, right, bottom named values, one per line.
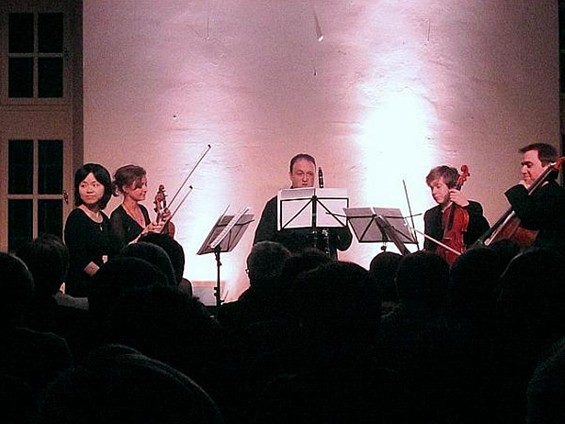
left=110, top=165, right=169, bottom=247
left=504, top=143, right=565, bottom=254
left=423, top=166, right=489, bottom=261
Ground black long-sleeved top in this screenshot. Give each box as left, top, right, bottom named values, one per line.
left=110, top=204, right=151, bottom=247
left=423, top=201, right=489, bottom=252
left=64, top=208, right=117, bottom=297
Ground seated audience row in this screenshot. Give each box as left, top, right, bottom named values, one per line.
left=3, top=234, right=565, bottom=424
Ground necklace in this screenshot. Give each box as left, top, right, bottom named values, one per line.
left=79, top=204, right=102, bottom=223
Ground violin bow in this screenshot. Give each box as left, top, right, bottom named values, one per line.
left=166, top=144, right=212, bottom=212
left=406, top=225, right=462, bottom=257
left=402, top=179, right=421, bottom=251
left=166, top=185, right=193, bottom=223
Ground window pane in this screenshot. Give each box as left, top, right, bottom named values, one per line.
left=38, top=140, right=63, bottom=194
left=9, top=140, right=33, bottom=194
left=8, top=200, right=33, bottom=253
left=9, top=13, right=34, bottom=53
left=39, top=200, right=63, bottom=239
left=39, top=13, right=64, bottom=53
left=39, top=58, right=63, bottom=98
left=9, top=58, right=34, bottom=98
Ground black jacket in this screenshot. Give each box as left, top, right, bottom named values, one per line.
left=423, top=201, right=489, bottom=252
left=254, top=195, right=353, bottom=259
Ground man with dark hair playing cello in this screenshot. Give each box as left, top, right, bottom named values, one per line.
left=502, top=142, right=565, bottom=254
left=423, top=165, right=489, bottom=264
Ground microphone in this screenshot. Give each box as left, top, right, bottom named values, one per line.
left=318, top=167, right=324, bottom=188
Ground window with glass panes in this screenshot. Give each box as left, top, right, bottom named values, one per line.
left=7, top=139, right=65, bottom=252
left=8, top=12, right=64, bottom=98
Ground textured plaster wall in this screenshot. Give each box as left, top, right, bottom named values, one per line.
left=83, top=0, right=559, bottom=301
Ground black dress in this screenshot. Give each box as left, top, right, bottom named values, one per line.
left=64, top=208, right=117, bottom=297
left=109, top=204, right=151, bottom=247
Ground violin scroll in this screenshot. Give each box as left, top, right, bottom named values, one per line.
left=153, top=184, right=176, bottom=238
left=457, top=165, right=469, bottom=189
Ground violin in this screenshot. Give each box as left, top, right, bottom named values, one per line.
left=154, top=185, right=176, bottom=238
left=436, top=165, right=470, bottom=265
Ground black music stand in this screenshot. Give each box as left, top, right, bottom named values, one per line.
left=344, top=207, right=417, bottom=255
left=278, top=188, right=349, bottom=250
left=197, top=208, right=254, bottom=308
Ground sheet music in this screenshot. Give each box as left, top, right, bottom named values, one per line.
left=373, top=207, right=415, bottom=243
left=209, top=207, right=249, bottom=249
left=277, top=188, right=349, bottom=230
left=343, top=207, right=417, bottom=244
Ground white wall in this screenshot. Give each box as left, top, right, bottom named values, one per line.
left=83, top=0, right=559, bottom=302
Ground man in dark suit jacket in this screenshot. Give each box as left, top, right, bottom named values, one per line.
left=504, top=142, right=565, bottom=254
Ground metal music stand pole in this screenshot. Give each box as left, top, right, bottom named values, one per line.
left=197, top=207, right=254, bottom=309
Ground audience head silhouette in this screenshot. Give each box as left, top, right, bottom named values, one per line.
left=119, top=242, right=177, bottom=287
left=496, top=247, right=565, bottom=341
left=39, top=344, right=223, bottom=424
left=369, top=251, right=402, bottom=303
left=292, top=261, right=381, bottom=348
left=0, top=252, right=34, bottom=327
left=448, top=246, right=504, bottom=319
left=139, top=233, right=186, bottom=284
left=395, top=251, right=449, bottom=308
left=528, top=341, right=565, bottom=424
left=246, top=241, right=291, bottom=289
left=16, top=234, right=69, bottom=297
left=88, top=257, right=168, bottom=324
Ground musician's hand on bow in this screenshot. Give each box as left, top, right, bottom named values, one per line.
left=142, top=221, right=164, bottom=235
left=160, top=208, right=172, bottom=224
left=449, top=189, right=469, bottom=208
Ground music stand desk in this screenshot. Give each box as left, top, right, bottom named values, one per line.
left=344, top=206, right=416, bottom=254
left=277, top=187, right=349, bottom=231
left=197, top=210, right=254, bottom=307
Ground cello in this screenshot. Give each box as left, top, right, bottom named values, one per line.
left=474, top=157, right=565, bottom=248
left=435, top=165, right=470, bottom=265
